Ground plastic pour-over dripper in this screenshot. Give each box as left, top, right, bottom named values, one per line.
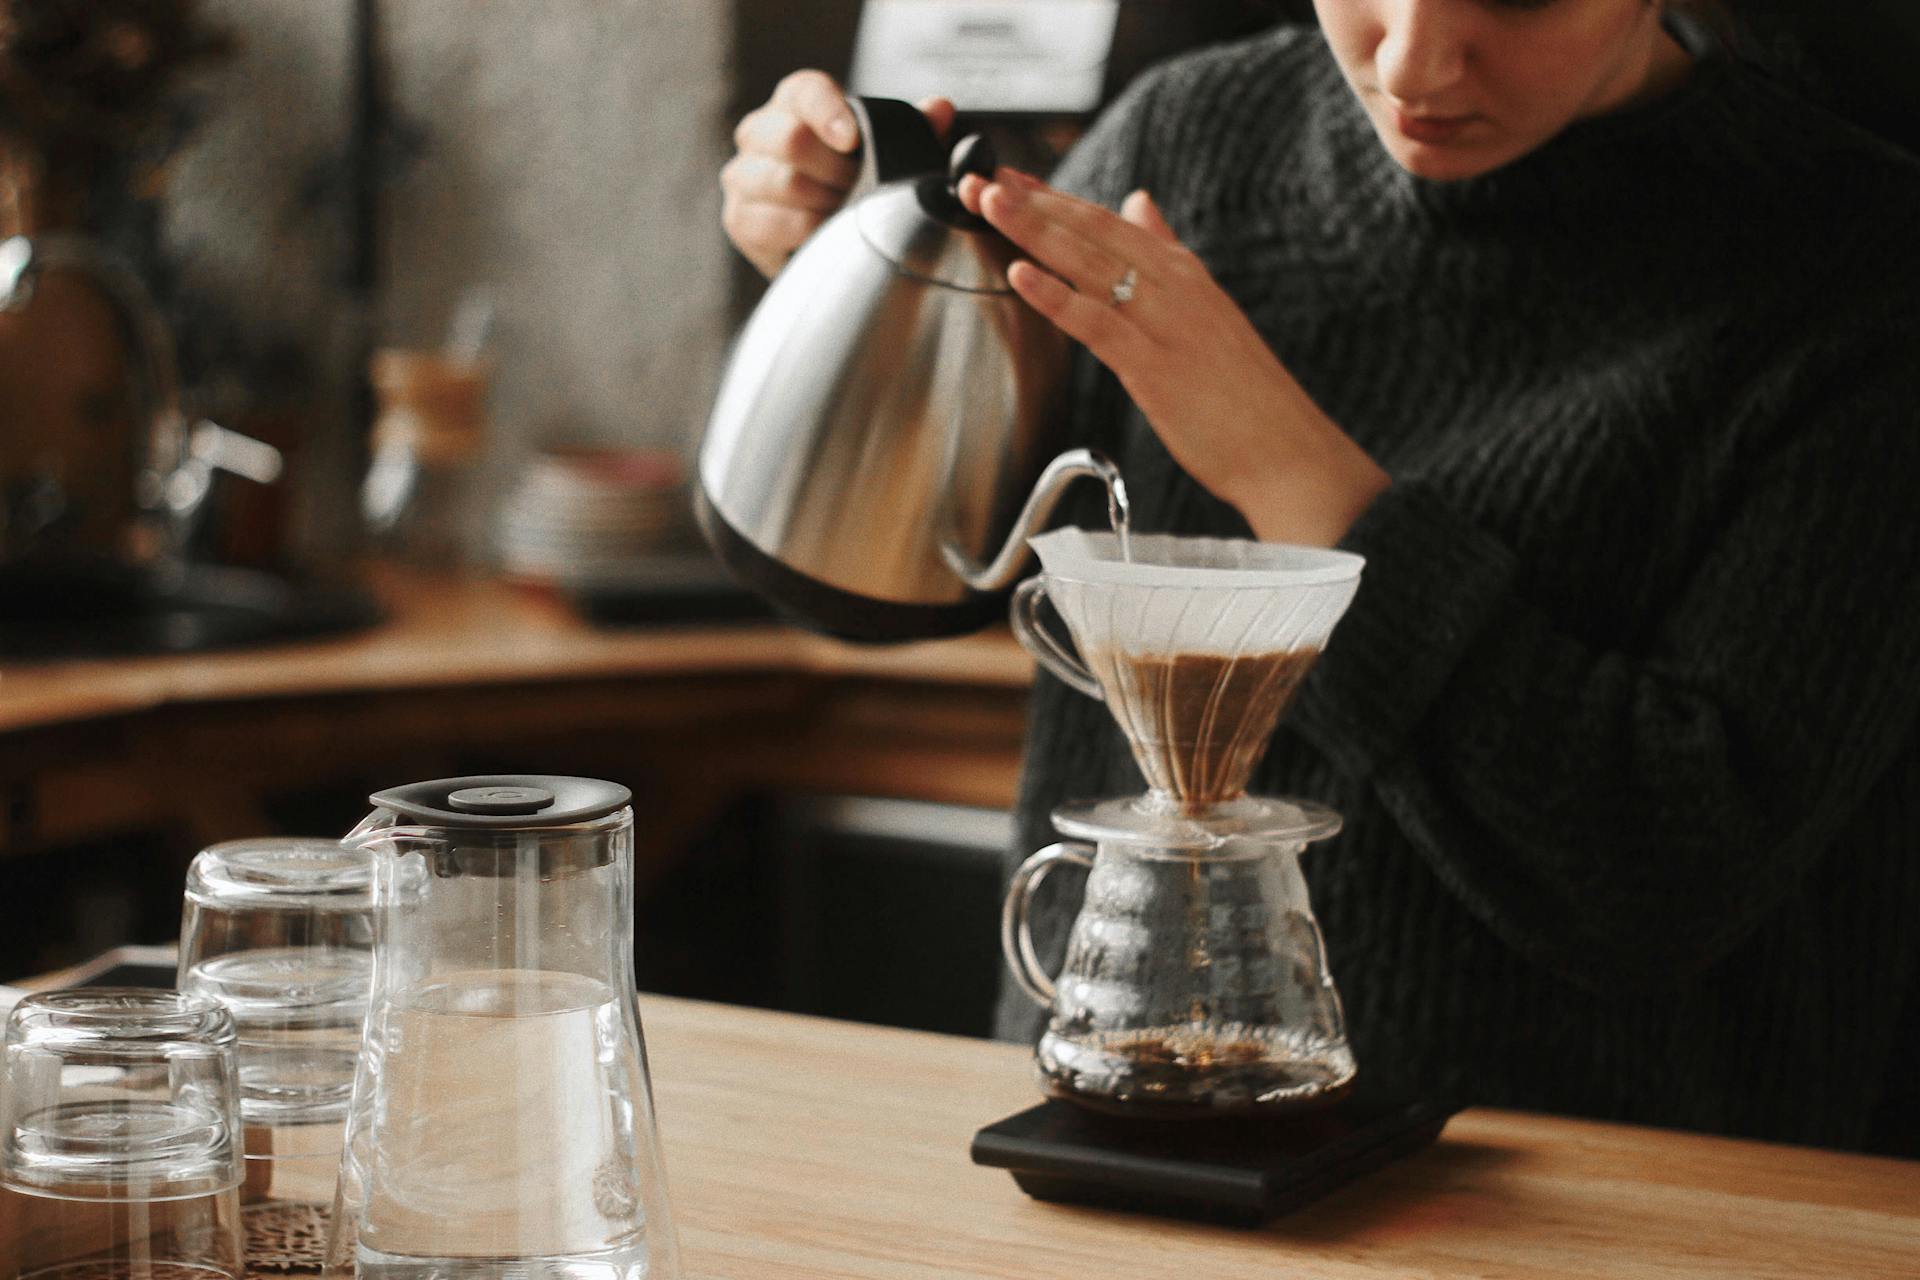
left=1013, top=529, right=1363, bottom=821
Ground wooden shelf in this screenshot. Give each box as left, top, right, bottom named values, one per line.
left=0, top=567, right=1036, bottom=858
left=0, top=565, right=1033, bottom=735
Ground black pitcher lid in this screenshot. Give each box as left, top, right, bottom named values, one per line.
left=368, top=775, right=631, bottom=829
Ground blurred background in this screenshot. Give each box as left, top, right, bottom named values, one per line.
left=0, top=0, right=1305, bottom=1037
left=1, top=0, right=1914, bottom=1035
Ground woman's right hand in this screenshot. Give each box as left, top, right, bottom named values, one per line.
left=721, top=70, right=954, bottom=279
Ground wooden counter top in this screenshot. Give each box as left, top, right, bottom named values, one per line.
left=642, top=997, right=1917, bottom=1279
left=0, top=566, right=1033, bottom=737
left=6, top=992, right=1909, bottom=1275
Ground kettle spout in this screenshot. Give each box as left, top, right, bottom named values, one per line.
left=942, top=448, right=1131, bottom=594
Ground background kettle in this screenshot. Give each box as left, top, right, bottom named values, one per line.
left=697, top=97, right=1125, bottom=642
left=0, top=233, right=282, bottom=573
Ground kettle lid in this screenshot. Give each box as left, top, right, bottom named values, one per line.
left=846, top=98, right=1019, bottom=292
left=369, top=774, right=632, bottom=829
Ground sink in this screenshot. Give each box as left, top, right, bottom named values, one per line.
left=0, top=560, right=384, bottom=660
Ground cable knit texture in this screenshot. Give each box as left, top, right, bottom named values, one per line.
left=996, top=25, right=1920, bottom=1151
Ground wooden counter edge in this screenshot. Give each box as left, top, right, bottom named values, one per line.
left=0, top=573, right=1035, bottom=738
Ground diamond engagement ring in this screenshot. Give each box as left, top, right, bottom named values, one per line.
left=1109, top=267, right=1138, bottom=306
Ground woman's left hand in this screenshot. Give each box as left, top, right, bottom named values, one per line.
left=958, top=169, right=1390, bottom=547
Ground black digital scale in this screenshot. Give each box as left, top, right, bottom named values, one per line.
left=972, top=1093, right=1459, bottom=1228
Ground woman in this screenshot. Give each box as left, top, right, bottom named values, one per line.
left=721, top=1, right=1920, bottom=1152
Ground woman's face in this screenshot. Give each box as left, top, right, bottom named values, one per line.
left=1313, top=0, right=1691, bottom=181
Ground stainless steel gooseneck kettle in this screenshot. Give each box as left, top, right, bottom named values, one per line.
left=697, top=98, right=1126, bottom=641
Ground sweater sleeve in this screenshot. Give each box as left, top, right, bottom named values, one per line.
left=1048, top=60, right=1165, bottom=207
left=1288, top=325, right=1920, bottom=995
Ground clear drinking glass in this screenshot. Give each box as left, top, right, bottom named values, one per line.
left=2, top=989, right=245, bottom=1279
left=176, top=837, right=378, bottom=1269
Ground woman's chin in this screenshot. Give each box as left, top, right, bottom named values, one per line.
left=1380, top=135, right=1506, bottom=183
left=1367, top=116, right=1525, bottom=183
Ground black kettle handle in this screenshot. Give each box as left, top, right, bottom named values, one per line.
left=847, top=96, right=949, bottom=198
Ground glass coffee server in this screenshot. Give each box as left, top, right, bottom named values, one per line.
left=1003, top=530, right=1365, bottom=1116
left=326, top=776, right=681, bottom=1279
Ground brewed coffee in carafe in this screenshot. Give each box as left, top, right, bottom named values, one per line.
left=1005, top=530, right=1365, bottom=1116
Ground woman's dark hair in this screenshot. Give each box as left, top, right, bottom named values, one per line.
left=1666, top=1, right=1732, bottom=21
left=1718, top=0, right=1920, bottom=155
left=1667, top=0, right=1742, bottom=51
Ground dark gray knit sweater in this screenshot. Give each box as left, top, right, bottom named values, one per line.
left=998, top=26, right=1920, bottom=1152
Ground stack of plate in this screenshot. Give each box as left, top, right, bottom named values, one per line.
left=497, top=447, right=695, bottom=584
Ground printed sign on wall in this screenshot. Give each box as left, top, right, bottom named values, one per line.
left=850, top=0, right=1122, bottom=114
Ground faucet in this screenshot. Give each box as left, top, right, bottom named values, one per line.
left=0, top=233, right=282, bottom=566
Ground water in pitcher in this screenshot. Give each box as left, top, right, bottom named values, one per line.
left=349, top=969, right=651, bottom=1279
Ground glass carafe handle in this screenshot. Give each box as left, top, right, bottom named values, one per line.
left=1010, top=577, right=1103, bottom=700
left=1000, top=841, right=1095, bottom=1008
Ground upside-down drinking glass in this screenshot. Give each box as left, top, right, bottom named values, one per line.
left=177, top=837, right=379, bottom=1268
left=2, top=988, right=245, bottom=1279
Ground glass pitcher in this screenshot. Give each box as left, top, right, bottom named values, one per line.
left=1003, top=799, right=1356, bottom=1117
left=325, top=775, right=681, bottom=1280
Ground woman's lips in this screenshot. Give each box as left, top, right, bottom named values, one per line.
left=1394, top=108, right=1478, bottom=145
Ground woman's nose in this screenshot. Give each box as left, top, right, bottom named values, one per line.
left=1374, top=0, right=1471, bottom=104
